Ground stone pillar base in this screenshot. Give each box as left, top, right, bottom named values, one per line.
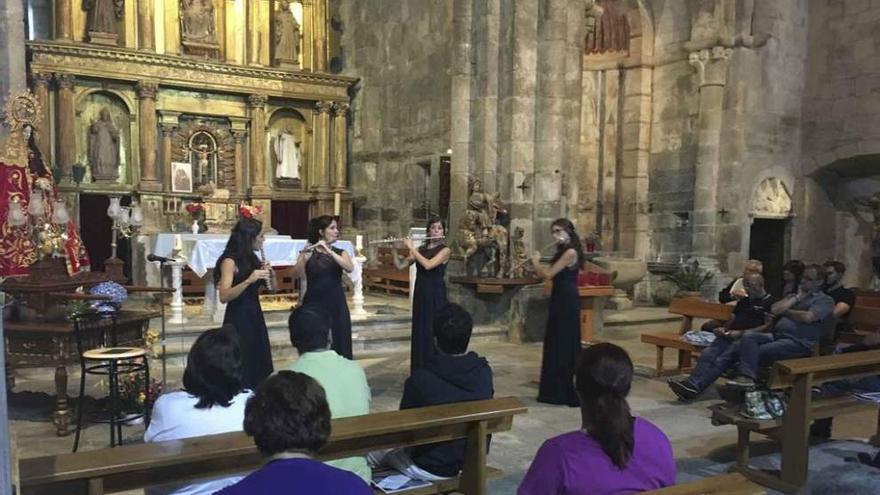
left=139, top=179, right=162, bottom=192
left=605, top=289, right=634, bottom=311
left=87, top=31, right=118, bottom=45
left=249, top=185, right=273, bottom=197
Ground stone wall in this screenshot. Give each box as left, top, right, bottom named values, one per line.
left=336, top=0, right=454, bottom=244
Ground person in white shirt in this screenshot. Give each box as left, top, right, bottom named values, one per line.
left=144, top=325, right=252, bottom=495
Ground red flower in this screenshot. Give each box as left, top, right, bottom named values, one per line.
left=239, top=204, right=263, bottom=219
left=185, top=203, right=205, bottom=214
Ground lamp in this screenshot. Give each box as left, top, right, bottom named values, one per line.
left=106, top=196, right=141, bottom=281
left=6, top=198, right=27, bottom=227
left=28, top=189, right=45, bottom=217
left=51, top=199, right=70, bottom=225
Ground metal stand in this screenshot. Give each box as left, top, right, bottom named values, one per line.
left=156, top=260, right=169, bottom=389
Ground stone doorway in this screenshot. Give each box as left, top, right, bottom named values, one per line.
left=749, top=218, right=788, bottom=297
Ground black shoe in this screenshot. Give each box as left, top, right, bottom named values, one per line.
left=810, top=418, right=832, bottom=440
left=668, top=379, right=700, bottom=401
left=858, top=452, right=880, bottom=468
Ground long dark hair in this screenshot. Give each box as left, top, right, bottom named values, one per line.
left=551, top=218, right=585, bottom=267
left=183, top=325, right=245, bottom=409
left=307, top=215, right=336, bottom=244
left=213, top=217, right=263, bottom=284
left=576, top=343, right=635, bottom=469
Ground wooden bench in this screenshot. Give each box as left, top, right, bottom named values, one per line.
left=19, top=396, right=526, bottom=495
left=641, top=298, right=733, bottom=376
left=644, top=472, right=765, bottom=494
left=363, top=246, right=410, bottom=295
left=709, top=350, right=880, bottom=493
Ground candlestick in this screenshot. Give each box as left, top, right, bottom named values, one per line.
left=333, top=192, right=341, bottom=216
left=355, top=235, right=363, bottom=250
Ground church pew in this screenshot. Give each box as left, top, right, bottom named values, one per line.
left=709, top=350, right=880, bottom=493
left=641, top=298, right=734, bottom=375
left=644, top=473, right=765, bottom=494
left=18, top=396, right=526, bottom=495
left=364, top=246, right=410, bottom=295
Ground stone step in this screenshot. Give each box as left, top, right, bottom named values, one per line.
left=602, top=306, right=683, bottom=336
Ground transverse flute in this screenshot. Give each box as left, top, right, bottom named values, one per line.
left=369, top=236, right=446, bottom=245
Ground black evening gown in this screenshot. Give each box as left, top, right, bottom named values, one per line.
left=537, top=265, right=580, bottom=406
left=302, top=247, right=353, bottom=359
left=410, top=244, right=449, bottom=374
left=222, top=258, right=274, bottom=389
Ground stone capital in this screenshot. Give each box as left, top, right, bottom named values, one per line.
left=315, top=100, right=334, bottom=114
left=688, top=46, right=732, bottom=88
left=32, top=73, right=53, bottom=87
left=159, top=123, right=177, bottom=137
left=54, top=73, right=76, bottom=89
left=136, top=81, right=159, bottom=99
left=231, top=129, right=249, bottom=142
left=332, top=102, right=350, bottom=117
left=248, top=94, right=269, bottom=109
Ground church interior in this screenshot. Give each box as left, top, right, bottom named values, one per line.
left=3, top=0, right=880, bottom=493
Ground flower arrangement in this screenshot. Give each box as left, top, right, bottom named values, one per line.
left=119, top=372, right=163, bottom=414
left=184, top=202, right=205, bottom=217
left=239, top=202, right=263, bottom=219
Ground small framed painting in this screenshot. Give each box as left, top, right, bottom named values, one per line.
left=171, top=161, right=193, bottom=193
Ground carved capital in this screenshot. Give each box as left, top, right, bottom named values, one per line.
left=160, top=124, right=177, bottom=137
left=688, top=47, right=732, bottom=88
left=136, top=81, right=159, bottom=99
left=231, top=129, right=249, bottom=142
left=332, top=102, right=350, bottom=117
left=248, top=94, right=268, bottom=109
left=54, top=73, right=76, bottom=90
left=32, top=73, right=53, bottom=88
left=315, top=100, right=334, bottom=114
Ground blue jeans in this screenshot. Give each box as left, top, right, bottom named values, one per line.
left=687, top=337, right=740, bottom=391
left=738, top=332, right=812, bottom=379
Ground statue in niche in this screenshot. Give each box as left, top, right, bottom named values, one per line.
left=83, top=0, right=124, bottom=35
left=274, top=0, right=301, bottom=65
left=184, top=139, right=218, bottom=185
left=87, top=108, right=120, bottom=182
left=853, top=192, right=880, bottom=289
left=585, top=0, right=629, bottom=55
left=274, top=128, right=302, bottom=180
left=180, top=0, right=217, bottom=44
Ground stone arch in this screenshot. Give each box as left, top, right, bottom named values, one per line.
left=172, top=118, right=235, bottom=191
left=749, top=177, right=793, bottom=218
left=75, top=90, right=133, bottom=184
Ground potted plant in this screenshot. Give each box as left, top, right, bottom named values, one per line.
left=119, top=372, right=163, bottom=424
left=662, top=259, right=713, bottom=299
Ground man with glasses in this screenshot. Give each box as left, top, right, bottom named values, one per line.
left=728, top=265, right=835, bottom=389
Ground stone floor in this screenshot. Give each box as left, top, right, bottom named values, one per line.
left=8, top=304, right=880, bottom=494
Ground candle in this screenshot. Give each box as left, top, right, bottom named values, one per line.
left=173, top=234, right=183, bottom=251
left=356, top=235, right=363, bottom=250
left=333, top=192, right=341, bottom=216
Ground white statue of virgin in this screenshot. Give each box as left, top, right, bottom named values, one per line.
left=274, top=128, right=301, bottom=180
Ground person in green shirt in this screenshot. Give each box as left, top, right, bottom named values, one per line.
left=287, top=306, right=372, bottom=482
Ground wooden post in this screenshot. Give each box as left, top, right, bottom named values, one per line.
left=248, top=94, right=270, bottom=196
left=460, top=420, right=488, bottom=495
left=136, top=81, right=161, bottom=191
left=780, top=373, right=812, bottom=490
left=55, top=73, right=76, bottom=182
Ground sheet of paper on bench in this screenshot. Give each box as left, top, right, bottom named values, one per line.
left=853, top=391, right=880, bottom=403
left=372, top=468, right=432, bottom=493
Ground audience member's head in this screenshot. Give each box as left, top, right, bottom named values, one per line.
left=823, top=260, right=846, bottom=288
left=243, top=370, right=331, bottom=456
left=288, top=306, right=332, bottom=355
left=782, top=260, right=805, bottom=285
left=743, top=259, right=763, bottom=276
left=433, top=303, right=473, bottom=355
left=183, top=325, right=245, bottom=409
left=576, top=343, right=635, bottom=469
left=743, top=273, right=766, bottom=298
left=801, top=264, right=825, bottom=294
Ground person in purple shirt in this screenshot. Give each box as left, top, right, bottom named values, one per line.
left=518, top=343, right=675, bottom=495
left=216, top=370, right=372, bottom=495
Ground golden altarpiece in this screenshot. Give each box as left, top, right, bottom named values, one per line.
left=25, top=0, right=355, bottom=244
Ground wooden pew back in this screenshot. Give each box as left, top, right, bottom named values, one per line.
left=668, top=298, right=734, bottom=330
left=19, top=397, right=526, bottom=495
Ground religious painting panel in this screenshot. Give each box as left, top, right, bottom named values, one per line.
left=171, top=161, right=193, bottom=193
left=75, top=90, right=133, bottom=186
left=268, top=107, right=309, bottom=189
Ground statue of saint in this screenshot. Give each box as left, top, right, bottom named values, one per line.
left=467, top=176, right=507, bottom=229
left=274, top=0, right=301, bottom=64
left=274, top=128, right=301, bottom=179
left=88, top=108, right=120, bottom=182
left=180, top=0, right=217, bottom=43
left=83, top=0, right=124, bottom=35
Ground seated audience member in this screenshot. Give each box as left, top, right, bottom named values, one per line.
left=727, top=264, right=835, bottom=389
left=371, top=303, right=493, bottom=480
left=216, top=371, right=372, bottom=494
left=145, top=326, right=252, bottom=495
left=519, top=343, right=675, bottom=495
left=287, top=306, right=371, bottom=482
left=668, top=273, right=776, bottom=400
left=780, top=259, right=805, bottom=297
left=823, top=260, right=855, bottom=339
left=702, top=259, right=764, bottom=333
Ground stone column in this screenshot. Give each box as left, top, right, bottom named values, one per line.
left=136, top=81, right=161, bottom=191
left=55, top=0, right=72, bottom=41
left=248, top=94, right=270, bottom=196
left=311, top=100, right=333, bottom=191
left=689, top=47, right=732, bottom=263
left=331, top=102, right=349, bottom=190
left=313, top=0, right=328, bottom=71
left=231, top=129, right=248, bottom=195
left=54, top=73, right=76, bottom=182
left=137, top=0, right=155, bottom=51
left=449, top=0, right=474, bottom=248
left=31, top=73, right=53, bottom=159
left=160, top=123, right=176, bottom=192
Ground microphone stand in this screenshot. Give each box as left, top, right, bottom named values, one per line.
left=157, top=258, right=168, bottom=390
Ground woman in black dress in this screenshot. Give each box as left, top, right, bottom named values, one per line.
left=215, top=217, right=275, bottom=389
left=394, top=216, right=451, bottom=373
left=294, top=215, right=355, bottom=359
left=531, top=218, right=586, bottom=406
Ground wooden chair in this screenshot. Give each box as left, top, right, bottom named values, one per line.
left=644, top=473, right=765, bottom=494
left=71, top=312, right=150, bottom=452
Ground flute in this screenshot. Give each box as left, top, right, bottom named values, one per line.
left=509, top=238, right=561, bottom=274
left=369, top=236, right=446, bottom=245
left=259, top=247, right=276, bottom=292
left=301, top=239, right=336, bottom=253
